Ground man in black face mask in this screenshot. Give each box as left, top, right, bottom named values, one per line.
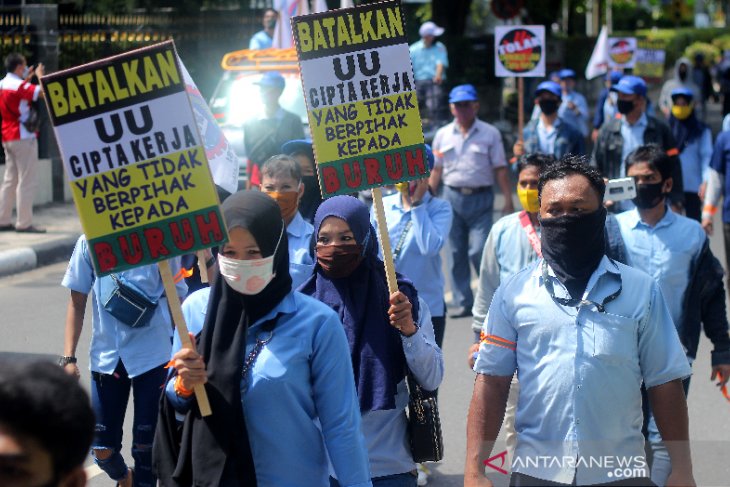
left=465, top=155, right=695, bottom=487
left=615, top=144, right=730, bottom=486
left=514, top=81, right=585, bottom=159
left=593, top=75, right=685, bottom=212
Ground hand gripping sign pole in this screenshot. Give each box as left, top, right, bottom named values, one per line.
left=292, top=0, right=429, bottom=297
left=41, top=41, right=226, bottom=417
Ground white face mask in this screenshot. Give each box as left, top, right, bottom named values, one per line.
left=217, top=225, right=283, bottom=295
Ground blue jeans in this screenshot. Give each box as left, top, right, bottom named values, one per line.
left=643, top=376, right=691, bottom=487
left=331, top=472, right=417, bottom=487
left=443, top=186, right=494, bottom=308
left=91, top=360, right=166, bottom=487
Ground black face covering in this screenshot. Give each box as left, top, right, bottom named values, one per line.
left=540, top=207, right=607, bottom=299
left=539, top=99, right=559, bottom=116
left=299, top=175, right=323, bottom=222
left=632, top=182, right=665, bottom=209
left=617, top=99, right=634, bottom=115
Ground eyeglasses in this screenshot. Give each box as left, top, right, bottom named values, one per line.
left=541, top=260, right=621, bottom=313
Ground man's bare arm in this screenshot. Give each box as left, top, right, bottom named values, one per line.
left=465, top=373, right=512, bottom=487
left=648, top=379, right=696, bottom=487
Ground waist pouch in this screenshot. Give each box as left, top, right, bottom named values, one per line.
left=100, top=274, right=159, bottom=328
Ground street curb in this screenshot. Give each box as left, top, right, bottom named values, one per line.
left=0, top=234, right=80, bottom=278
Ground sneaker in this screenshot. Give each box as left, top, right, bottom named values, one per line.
left=416, top=463, right=429, bottom=486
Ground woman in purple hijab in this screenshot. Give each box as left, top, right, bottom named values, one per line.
left=300, top=195, right=444, bottom=487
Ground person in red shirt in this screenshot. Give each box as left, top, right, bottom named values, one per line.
left=0, top=53, right=45, bottom=233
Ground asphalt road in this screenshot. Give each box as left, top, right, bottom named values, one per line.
left=0, top=213, right=728, bottom=486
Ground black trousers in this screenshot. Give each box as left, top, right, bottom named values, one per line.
left=683, top=192, right=702, bottom=222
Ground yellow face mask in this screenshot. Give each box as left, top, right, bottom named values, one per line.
left=517, top=187, right=539, bottom=213
left=394, top=182, right=409, bottom=195
left=671, top=105, right=693, bottom=120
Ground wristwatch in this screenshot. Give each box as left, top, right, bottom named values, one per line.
left=58, top=355, right=77, bottom=367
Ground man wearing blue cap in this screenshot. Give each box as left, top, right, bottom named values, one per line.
left=430, top=84, right=513, bottom=318
left=591, top=70, right=623, bottom=141
left=593, top=75, right=684, bottom=210
left=558, top=69, right=590, bottom=138
left=668, top=87, right=713, bottom=222
left=514, top=81, right=585, bottom=159
left=243, top=71, right=304, bottom=189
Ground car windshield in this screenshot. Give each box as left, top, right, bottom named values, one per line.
left=211, top=71, right=308, bottom=126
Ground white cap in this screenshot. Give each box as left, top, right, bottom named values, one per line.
left=419, top=21, right=445, bottom=38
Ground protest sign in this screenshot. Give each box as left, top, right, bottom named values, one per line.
left=42, top=41, right=227, bottom=277
left=42, top=41, right=222, bottom=416
left=494, top=25, right=545, bottom=78
left=634, top=40, right=666, bottom=83
left=608, top=37, right=637, bottom=70
left=292, top=0, right=428, bottom=200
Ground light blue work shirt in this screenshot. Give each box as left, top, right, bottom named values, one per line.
left=353, top=297, right=444, bottom=479
left=616, top=206, right=705, bottom=335
left=537, top=117, right=561, bottom=155
left=287, top=211, right=314, bottom=290
left=371, top=192, right=453, bottom=317
left=678, top=127, right=712, bottom=193
left=472, top=211, right=540, bottom=334
left=558, top=90, right=590, bottom=137
left=168, top=291, right=373, bottom=487
left=475, top=256, right=691, bottom=485
left=409, top=40, right=449, bottom=81
left=619, top=112, right=648, bottom=177
left=62, top=235, right=187, bottom=378
left=249, top=30, right=272, bottom=50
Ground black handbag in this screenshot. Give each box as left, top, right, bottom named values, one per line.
left=406, top=373, right=444, bottom=463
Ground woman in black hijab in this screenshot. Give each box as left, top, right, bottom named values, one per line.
left=154, top=191, right=371, bottom=487
left=299, top=196, right=444, bottom=487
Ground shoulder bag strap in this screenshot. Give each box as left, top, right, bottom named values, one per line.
left=393, top=220, right=413, bottom=261
left=518, top=211, right=542, bottom=258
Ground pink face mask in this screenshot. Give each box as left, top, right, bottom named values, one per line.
left=217, top=226, right=283, bottom=295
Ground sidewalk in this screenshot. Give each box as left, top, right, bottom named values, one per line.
left=0, top=202, right=81, bottom=277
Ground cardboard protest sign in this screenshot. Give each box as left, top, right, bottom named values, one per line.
left=42, top=41, right=227, bottom=276
left=608, top=37, right=637, bottom=70
left=634, top=40, right=666, bottom=82
left=292, top=0, right=428, bottom=198
left=494, top=25, right=545, bottom=78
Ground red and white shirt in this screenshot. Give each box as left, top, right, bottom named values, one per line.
left=0, top=73, right=41, bottom=141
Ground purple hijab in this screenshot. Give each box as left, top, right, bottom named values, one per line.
left=299, top=195, right=419, bottom=411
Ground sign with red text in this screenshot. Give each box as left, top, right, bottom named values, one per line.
left=292, top=0, right=429, bottom=197
left=494, top=25, right=545, bottom=77
left=608, top=37, right=637, bottom=70
left=41, top=41, right=227, bottom=276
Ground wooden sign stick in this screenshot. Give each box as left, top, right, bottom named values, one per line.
left=158, top=260, right=212, bottom=417
left=371, top=187, right=398, bottom=295
left=517, top=77, right=525, bottom=144
left=196, top=250, right=209, bottom=284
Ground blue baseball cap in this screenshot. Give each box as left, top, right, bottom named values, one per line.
left=256, top=71, right=285, bottom=89
left=449, top=84, right=478, bottom=103
left=535, top=81, right=562, bottom=99
left=281, top=138, right=313, bottom=156
left=558, top=68, right=577, bottom=80
left=607, top=70, right=623, bottom=84
left=670, top=87, right=694, bottom=101
left=610, top=75, right=647, bottom=97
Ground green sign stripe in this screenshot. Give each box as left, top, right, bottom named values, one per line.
left=316, top=143, right=429, bottom=197
left=87, top=205, right=227, bottom=276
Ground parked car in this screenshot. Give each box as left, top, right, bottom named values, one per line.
left=209, top=48, right=308, bottom=188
